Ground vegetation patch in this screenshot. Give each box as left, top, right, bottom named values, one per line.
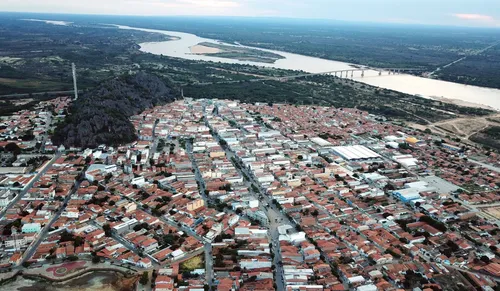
left=470, top=126, right=500, bottom=150
left=52, top=72, right=179, bottom=148
left=180, top=255, right=204, bottom=272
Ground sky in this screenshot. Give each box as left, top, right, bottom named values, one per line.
left=1, top=0, right=500, bottom=27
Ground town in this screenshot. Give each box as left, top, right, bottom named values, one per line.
left=0, top=97, right=500, bottom=291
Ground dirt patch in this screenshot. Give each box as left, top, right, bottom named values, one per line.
left=453, top=119, right=489, bottom=136
left=189, top=45, right=221, bottom=54
left=431, top=96, right=497, bottom=111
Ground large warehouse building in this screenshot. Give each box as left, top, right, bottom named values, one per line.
left=332, top=145, right=381, bottom=161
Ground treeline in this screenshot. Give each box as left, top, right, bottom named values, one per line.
left=437, top=46, right=500, bottom=89
left=470, top=126, right=500, bottom=150
left=184, top=76, right=492, bottom=124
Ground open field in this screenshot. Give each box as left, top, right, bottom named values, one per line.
left=431, top=114, right=500, bottom=137
left=423, top=113, right=500, bottom=149
left=180, top=255, right=204, bottom=272
left=0, top=78, right=71, bottom=95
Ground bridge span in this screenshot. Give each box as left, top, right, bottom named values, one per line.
left=274, top=67, right=426, bottom=81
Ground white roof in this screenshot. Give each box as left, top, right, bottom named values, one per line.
left=393, top=155, right=419, bottom=167
left=310, top=137, right=332, bottom=147
left=333, top=145, right=380, bottom=160
left=357, top=284, right=378, bottom=291
left=171, top=249, right=184, bottom=257
left=235, top=227, right=249, bottom=235
left=278, top=225, right=293, bottom=235
left=22, top=222, right=41, bottom=228
left=348, top=275, right=366, bottom=283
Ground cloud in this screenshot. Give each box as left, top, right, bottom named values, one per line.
left=453, top=13, right=494, bottom=21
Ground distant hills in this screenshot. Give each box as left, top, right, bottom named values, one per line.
left=52, top=72, right=179, bottom=148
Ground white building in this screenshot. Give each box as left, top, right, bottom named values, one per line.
left=332, top=145, right=381, bottom=161
left=0, top=189, right=12, bottom=207
left=22, top=223, right=41, bottom=234
left=240, top=258, right=272, bottom=269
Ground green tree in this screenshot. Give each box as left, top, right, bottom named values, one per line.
left=103, top=224, right=112, bottom=237
left=92, top=256, right=101, bottom=264
left=139, top=271, right=149, bottom=285
left=5, top=142, right=21, bottom=155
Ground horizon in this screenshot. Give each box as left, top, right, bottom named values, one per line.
left=2, top=11, right=500, bottom=31
left=1, top=0, right=500, bottom=28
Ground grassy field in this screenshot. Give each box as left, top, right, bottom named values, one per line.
left=180, top=255, right=204, bottom=272
left=0, top=78, right=70, bottom=93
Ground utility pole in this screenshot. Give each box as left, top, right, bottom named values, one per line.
left=72, top=63, right=78, bottom=100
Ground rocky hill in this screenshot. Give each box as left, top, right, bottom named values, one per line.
left=52, top=72, right=179, bottom=148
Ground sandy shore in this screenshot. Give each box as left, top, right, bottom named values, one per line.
left=431, top=96, right=497, bottom=111
left=189, top=44, right=221, bottom=54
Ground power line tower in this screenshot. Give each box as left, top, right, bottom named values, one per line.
left=72, top=63, right=78, bottom=100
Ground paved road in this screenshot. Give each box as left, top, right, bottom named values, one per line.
left=146, top=121, right=159, bottom=168
left=0, top=152, right=61, bottom=219
left=204, top=243, right=213, bottom=287
left=207, top=108, right=289, bottom=290
left=0, top=90, right=82, bottom=99
left=20, top=180, right=80, bottom=265
left=469, top=158, right=500, bottom=174
left=185, top=139, right=216, bottom=287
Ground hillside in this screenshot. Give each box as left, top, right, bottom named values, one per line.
left=52, top=72, right=179, bottom=148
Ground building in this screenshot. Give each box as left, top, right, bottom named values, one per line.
left=240, top=258, right=272, bottom=269
left=0, top=189, right=12, bottom=207
left=245, top=209, right=269, bottom=226
left=186, top=199, right=205, bottom=211
left=332, top=145, right=381, bottom=162
left=22, top=223, right=41, bottom=233
left=393, top=188, right=422, bottom=203
left=393, top=155, right=419, bottom=168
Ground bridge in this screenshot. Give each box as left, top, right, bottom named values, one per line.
left=179, top=66, right=427, bottom=87
left=273, top=67, right=426, bottom=81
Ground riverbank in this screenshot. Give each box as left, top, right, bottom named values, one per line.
left=116, top=25, right=500, bottom=110
left=430, top=96, right=497, bottom=111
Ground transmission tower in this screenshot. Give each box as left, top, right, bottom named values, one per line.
left=72, top=63, right=78, bottom=100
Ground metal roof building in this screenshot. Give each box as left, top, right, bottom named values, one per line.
left=332, top=145, right=381, bottom=161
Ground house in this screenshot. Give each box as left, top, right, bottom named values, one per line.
left=141, top=238, right=159, bottom=253
left=137, top=257, right=152, bottom=268
left=186, top=199, right=205, bottom=212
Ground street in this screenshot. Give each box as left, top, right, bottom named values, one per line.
left=0, top=152, right=62, bottom=219
left=206, top=110, right=290, bottom=290
left=20, top=179, right=80, bottom=265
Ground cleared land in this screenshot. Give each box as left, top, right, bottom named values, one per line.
left=424, top=114, right=500, bottom=149
left=180, top=255, right=204, bottom=272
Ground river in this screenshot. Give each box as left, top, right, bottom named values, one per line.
left=117, top=25, right=500, bottom=111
